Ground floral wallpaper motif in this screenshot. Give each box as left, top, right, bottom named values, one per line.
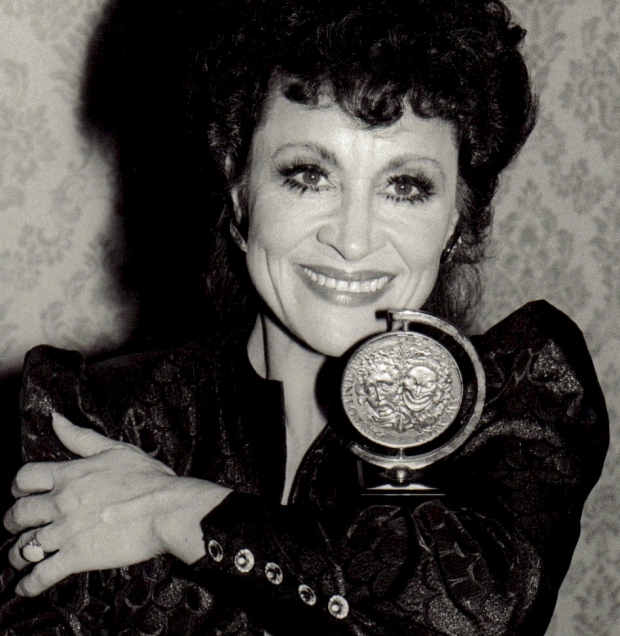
left=1, top=1, right=619, bottom=634
left=0, top=0, right=134, bottom=372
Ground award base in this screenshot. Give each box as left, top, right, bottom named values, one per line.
left=356, top=459, right=445, bottom=500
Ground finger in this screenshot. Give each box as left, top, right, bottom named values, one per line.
left=52, top=413, right=120, bottom=458
left=15, top=552, right=68, bottom=597
left=4, top=494, right=55, bottom=535
left=11, top=462, right=55, bottom=498
left=9, top=525, right=58, bottom=572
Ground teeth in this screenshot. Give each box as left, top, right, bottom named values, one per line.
left=302, top=267, right=390, bottom=294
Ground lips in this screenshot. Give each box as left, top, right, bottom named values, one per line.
left=301, top=266, right=391, bottom=294
left=298, top=265, right=394, bottom=306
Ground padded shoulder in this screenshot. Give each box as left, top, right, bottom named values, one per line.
left=19, top=335, right=240, bottom=467
left=473, top=300, right=605, bottom=407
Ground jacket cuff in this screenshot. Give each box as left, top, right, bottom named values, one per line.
left=196, top=492, right=353, bottom=630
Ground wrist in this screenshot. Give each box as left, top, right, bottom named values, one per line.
left=154, top=476, right=232, bottom=564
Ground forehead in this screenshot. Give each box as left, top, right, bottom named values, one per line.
left=251, top=90, right=458, bottom=170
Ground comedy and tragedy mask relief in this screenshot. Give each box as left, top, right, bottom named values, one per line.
left=343, top=335, right=463, bottom=448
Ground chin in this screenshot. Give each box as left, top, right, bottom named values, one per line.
left=298, top=314, right=388, bottom=358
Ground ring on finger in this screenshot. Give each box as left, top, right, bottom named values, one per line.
left=21, top=533, right=48, bottom=564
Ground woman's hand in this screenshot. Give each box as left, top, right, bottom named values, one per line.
left=3, top=413, right=231, bottom=597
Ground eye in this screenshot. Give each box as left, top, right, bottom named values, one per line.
left=391, top=181, right=417, bottom=197
left=296, top=169, right=327, bottom=187
left=380, top=174, right=434, bottom=204
left=279, top=163, right=331, bottom=193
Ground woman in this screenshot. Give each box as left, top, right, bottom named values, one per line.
left=0, top=0, right=608, bottom=634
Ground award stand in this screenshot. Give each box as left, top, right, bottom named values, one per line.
left=341, top=310, right=485, bottom=498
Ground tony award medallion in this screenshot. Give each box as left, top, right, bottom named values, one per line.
left=341, top=310, right=485, bottom=495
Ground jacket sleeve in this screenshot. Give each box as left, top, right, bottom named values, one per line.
left=190, top=301, right=609, bottom=635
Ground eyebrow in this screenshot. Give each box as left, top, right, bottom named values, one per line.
left=273, top=143, right=341, bottom=169
left=384, top=156, right=446, bottom=182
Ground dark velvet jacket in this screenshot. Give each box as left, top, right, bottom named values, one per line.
left=0, top=301, right=609, bottom=635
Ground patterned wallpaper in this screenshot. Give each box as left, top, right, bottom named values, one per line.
left=0, top=0, right=134, bottom=374
left=1, top=1, right=619, bottom=633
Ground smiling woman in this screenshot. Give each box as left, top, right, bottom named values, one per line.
left=0, top=0, right=609, bottom=635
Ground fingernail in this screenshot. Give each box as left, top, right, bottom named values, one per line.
left=52, top=412, right=68, bottom=425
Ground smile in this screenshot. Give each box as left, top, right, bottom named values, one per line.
left=298, top=265, right=394, bottom=307
left=301, top=267, right=391, bottom=294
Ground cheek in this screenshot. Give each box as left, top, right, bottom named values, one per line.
left=392, top=213, right=454, bottom=273
left=388, top=222, right=449, bottom=309
left=394, top=236, right=442, bottom=280
left=245, top=213, right=278, bottom=297
left=246, top=194, right=308, bottom=259
left=244, top=201, right=303, bottom=305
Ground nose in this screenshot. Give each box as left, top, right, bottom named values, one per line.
left=316, top=183, right=379, bottom=261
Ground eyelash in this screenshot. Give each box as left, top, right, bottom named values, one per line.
left=277, top=162, right=435, bottom=205
left=383, top=174, right=435, bottom=205
left=278, top=162, right=329, bottom=195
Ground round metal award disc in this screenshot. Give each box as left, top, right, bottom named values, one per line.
left=341, top=310, right=485, bottom=469
left=342, top=332, right=463, bottom=449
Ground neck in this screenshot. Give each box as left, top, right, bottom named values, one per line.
left=248, top=312, right=329, bottom=503
left=248, top=312, right=327, bottom=388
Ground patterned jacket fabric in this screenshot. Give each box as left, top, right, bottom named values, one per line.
left=0, top=301, right=608, bottom=635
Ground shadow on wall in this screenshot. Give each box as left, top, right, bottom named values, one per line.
left=81, top=0, right=234, bottom=354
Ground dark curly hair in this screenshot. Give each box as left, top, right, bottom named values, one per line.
left=84, top=0, right=535, bottom=345
left=193, top=0, right=537, bottom=332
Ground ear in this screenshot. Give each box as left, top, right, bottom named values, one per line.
left=226, top=157, right=249, bottom=228
left=443, top=207, right=460, bottom=249
left=230, top=186, right=244, bottom=224
left=225, top=156, right=244, bottom=224
left=439, top=208, right=461, bottom=265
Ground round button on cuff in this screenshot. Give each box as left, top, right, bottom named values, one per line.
left=265, top=562, right=283, bottom=585
left=298, top=584, right=317, bottom=606
left=328, top=595, right=349, bottom=619
left=234, top=549, right=255, bottom=573
left=207, top=540, right=223, bottom=563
